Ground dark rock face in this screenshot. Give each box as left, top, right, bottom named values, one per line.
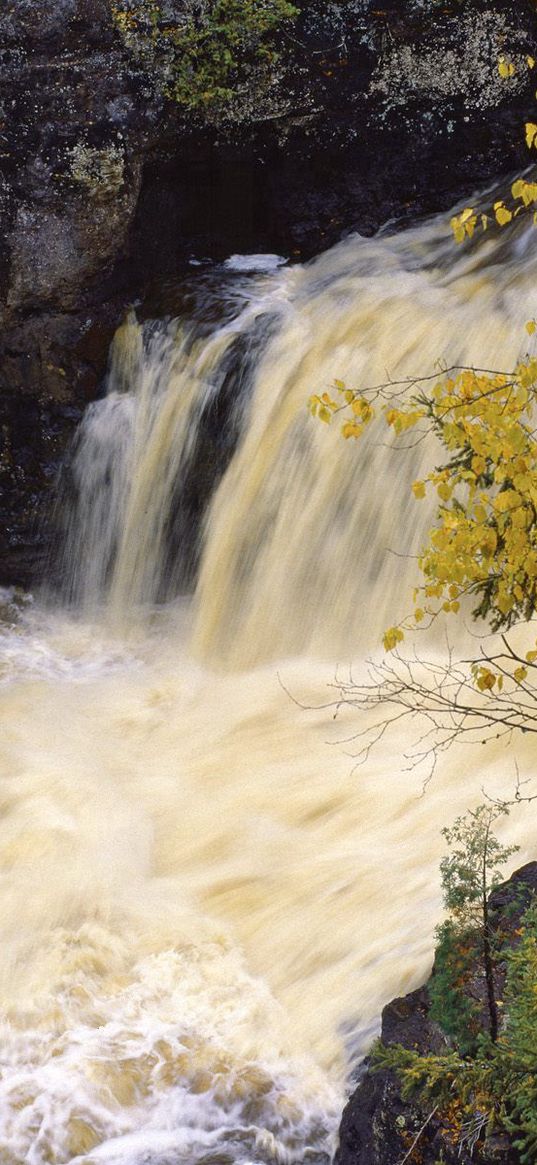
left=128, top=0, right=537, bottom=270
left=0, top=0, right=158, bottom=583
left=336, top=862, right=537, bottom=1165
left=1, top=0, right=537, bottom=584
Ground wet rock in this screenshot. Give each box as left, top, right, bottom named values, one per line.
left=0, top=0, right=153, bottom=582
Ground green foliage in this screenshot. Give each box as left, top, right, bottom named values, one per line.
left=500, top=912, right=537, bottom=1161
left=374, top=916, right=537, bottom=1161
left=371, top=808, right=537, bottom=1160
left=439, top=805, right=519, bottom=930
left=429, top=805, right=518, bottom=1046
left=110, top=0, right=298, bottom=111
left=428, top=921, right=481, bottom=1055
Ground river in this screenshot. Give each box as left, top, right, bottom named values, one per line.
left=1, top=205, right=537, bottom=1164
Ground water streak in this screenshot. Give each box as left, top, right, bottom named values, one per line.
left=194, top=218, right=537, bottom=664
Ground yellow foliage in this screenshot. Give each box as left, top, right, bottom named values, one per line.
left=400, top=353, right=537, bottom=650
left=351, top=398, right=374, bottom=423
left=475, top=668, right=496, bottom=692
left=450, top=208, right=477, bottom=243
left=342, top=421, right=363, bottom=439
left=443, top=61, right=537, bottom=245
left=383, top=626, right=405, bottom=652
left=450, top=119, right=537, bottom=244
left=385, top=407, right=425, bottom=433
left=311, top=328, right=537, bottom=665
left=308, top=393, right=337, bottom=421
left=512, top=180, right=537, bottom=207
left=498, top=57, right=516, bottom=79
left=494, top=201, right=513, bottom=226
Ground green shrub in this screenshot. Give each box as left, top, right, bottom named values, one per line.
left=111, top=0, right=298, bottom=111
left=428, top=920, right=482, bottom=1055
left=375, top=911, right=537, bottom=1161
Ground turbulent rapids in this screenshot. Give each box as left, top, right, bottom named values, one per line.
left=2, top=209, right=537, bottom=1164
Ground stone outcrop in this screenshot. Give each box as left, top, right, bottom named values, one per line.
left=0, top=0, right=159, bottom=581
left=1, top=0, right=537, bottom=584
left=336, top=862, right=537, bottom=1165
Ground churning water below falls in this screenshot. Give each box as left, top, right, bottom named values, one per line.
left=2, top=208, right=537, bottom=1165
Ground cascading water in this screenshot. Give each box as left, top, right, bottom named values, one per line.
left=57, top=216, right=537, bottom=662
left=56, top=278, right=281, bottom=616
left=2, top=211, right=537, bottom=1164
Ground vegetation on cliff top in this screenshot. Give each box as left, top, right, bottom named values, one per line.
left=110, top=0, right=298, bottom=111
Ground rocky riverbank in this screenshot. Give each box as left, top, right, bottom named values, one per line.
left=336, top=861, right=537, bottom=1165
left=1, top=0, right=537, bottom=583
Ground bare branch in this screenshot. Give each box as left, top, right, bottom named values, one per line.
left=320, top=643, right=537, bottom=783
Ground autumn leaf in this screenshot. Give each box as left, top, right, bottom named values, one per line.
left=494, top=202, right=513, bottom=226
left=498, top=57, right=515, bottom=78
left=383, top=626, right=404, bottom=652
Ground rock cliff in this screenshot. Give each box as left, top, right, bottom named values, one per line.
left=1, top=0, right=536, bottom=583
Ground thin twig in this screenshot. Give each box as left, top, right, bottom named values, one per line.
left=398, top=1105, right=440, bottom=1165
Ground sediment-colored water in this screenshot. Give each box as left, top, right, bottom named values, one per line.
left=2, top=207, right=537, bottom=1163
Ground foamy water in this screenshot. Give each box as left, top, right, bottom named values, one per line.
left=0, top=601, right=535, bottom=1164
left=3, top=199, right=537, bottom=1162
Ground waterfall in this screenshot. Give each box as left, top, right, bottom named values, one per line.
left=56, top=290, right=280, bottom=616
left=2, top=206, right=537, bottom=1165
left=58, top=214, right=537, bottom=664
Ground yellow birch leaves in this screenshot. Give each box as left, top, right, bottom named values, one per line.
left=449, top=185, right=537, bottom=242
left=450, top=208, right=480, bottom=243
left=449, top=48, right=537, bottom=244
left=396, top=364, right=537, bottom=640
left=498, top=57, right=516, bottom=79
left=308, top=384, right=376, bottom=436
left=382, top=626, right=405, bottom=652
left=512, top=179, right=537, bottom=207
left=308, top=392, right=338, bottom=424
left=309, top=338, right=537, bottom=680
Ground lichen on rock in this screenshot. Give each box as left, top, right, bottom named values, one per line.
left=67, top=143, right=126, bottom=200
left=370, top=10, right=528, bottom=114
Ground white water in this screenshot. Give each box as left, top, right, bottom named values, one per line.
left=2, top=208, right=537, bottom=1164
